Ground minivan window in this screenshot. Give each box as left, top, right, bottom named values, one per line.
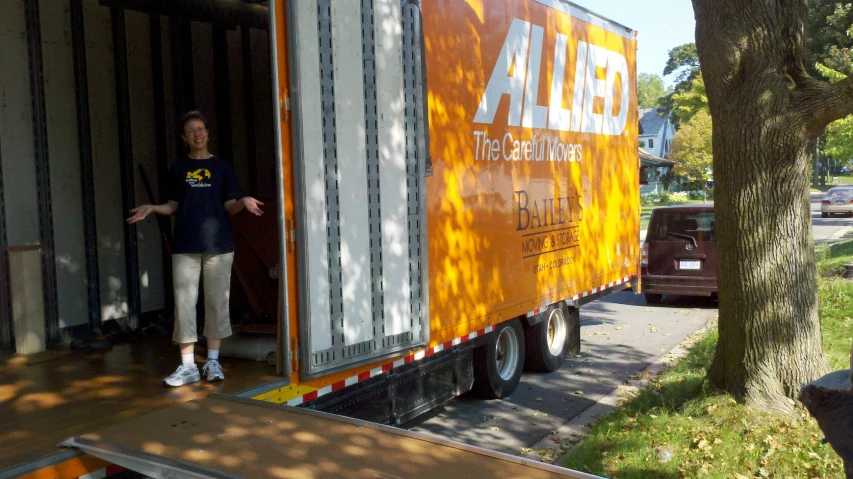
left=648, top=211, right=715, bottom=242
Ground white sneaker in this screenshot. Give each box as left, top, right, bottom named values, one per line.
left=203, top=359, right=225, bottom=382
left=164, top=364, right=201, bottom=387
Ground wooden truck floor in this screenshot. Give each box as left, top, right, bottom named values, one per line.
left=0, top=336, right=277, bottom=469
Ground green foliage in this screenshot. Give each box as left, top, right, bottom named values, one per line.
left=807, top=1, right=853, bottom=76
left=561, top=254, right=853, bottom=477
left=814, top=63, right=853, bottom=165
left=659, top=43, right=702, bottom=128
left=670, top=75, right=708, bottom=125
left=639, top=192, right=693, bottom=205
left=670, top=111, right=713, bottom=190
left=637, top=73, right=670, bottom=109
left=663, top=43, right=700, bottom=85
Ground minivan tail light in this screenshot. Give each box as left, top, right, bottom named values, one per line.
left=641, top=242, right=648, bottom=266
left=821, top=200, right=831, bottom=204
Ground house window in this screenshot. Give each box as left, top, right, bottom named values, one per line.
left=648, top=139, right=654, bottom=149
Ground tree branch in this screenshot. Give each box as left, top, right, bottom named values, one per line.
left=794, top=75, right=853, bottom=133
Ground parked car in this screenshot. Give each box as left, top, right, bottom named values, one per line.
left=641, top=205, right=717, bottom=304
left=820, top=187, right=853, bottom=218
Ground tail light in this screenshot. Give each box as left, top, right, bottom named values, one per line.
left=641, top=242, right=648, bottom=266
left=821, top=200, right=831, bottom=204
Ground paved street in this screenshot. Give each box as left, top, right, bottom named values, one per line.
left=406, top=291, right=717, bottom=459
left=811, top=192, right=853, bottom=242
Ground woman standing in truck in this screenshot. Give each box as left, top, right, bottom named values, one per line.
left=127, top=110, right=264, bottom=387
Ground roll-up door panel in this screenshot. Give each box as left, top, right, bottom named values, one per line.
left=292, top=0, right=429, bottom=378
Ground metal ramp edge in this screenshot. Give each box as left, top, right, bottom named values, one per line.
left=58, top=437, right=241, bottom=479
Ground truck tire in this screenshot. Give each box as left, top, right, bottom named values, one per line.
left=525, top=304, right=570, bottom=372
left=644, top=293, right=662, bottom=304
left=474, top=319, right=525, bottom=399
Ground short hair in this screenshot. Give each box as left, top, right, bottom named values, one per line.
left=180, top=110, right=208, bottom=133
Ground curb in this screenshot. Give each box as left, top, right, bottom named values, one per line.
left=524, top=316, right=717, bottom=466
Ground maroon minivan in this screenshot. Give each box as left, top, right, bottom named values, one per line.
left=641, top=205, right=717, bottom=304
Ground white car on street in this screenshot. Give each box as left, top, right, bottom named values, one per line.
left=820, top=186, right=853, bottom=218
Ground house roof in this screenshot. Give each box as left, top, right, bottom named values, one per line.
left=638, top=108, right=669, bottom=137
left=639, top=147, right=675, bottom=167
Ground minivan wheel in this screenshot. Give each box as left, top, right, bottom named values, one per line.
left=525, top=304, right=570, bottom=372
left=821, top=212, right=828, bottom=218
left=474, top=319, right=525, bottom=399
left=644, top=293, right=662, bottom=305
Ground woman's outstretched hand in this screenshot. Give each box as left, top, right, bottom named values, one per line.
left=241, top=197, right=264, bottom=216
left=127, top=205, right=154, bottom=224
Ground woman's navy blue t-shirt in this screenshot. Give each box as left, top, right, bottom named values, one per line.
left=168, top=156, right=244, bottom=254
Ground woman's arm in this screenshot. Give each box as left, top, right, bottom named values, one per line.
left=127, top=200, right=179, bottom=224
left=225, top=197, right=264, bottom=216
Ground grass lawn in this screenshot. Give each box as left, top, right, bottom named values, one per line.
left=560, top=239, right=853, bottom=478
left=640, top=201, right=712, bottom=231
left=811, top=174, right=853, bottom=193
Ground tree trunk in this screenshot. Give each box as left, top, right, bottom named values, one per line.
left=691, top=0, right=847, bottom=414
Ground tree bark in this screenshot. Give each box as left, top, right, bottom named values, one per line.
left=691, top=0, right=853, bottom=414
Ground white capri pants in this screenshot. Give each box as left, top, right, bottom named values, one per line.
left=172, top=252, right=234, bottom=344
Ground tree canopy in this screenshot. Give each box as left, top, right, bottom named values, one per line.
left=806, top=1, right=853, bottom=76
left=659, top=43, right=703, bottom=127
left=669, top=110, right=712, bottom=189
left=637, top=73, right=669, bottom=109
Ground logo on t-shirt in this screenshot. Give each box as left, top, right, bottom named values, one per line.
left=186, top=169, right=212, bottom=188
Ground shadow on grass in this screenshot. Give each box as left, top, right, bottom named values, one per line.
left=560, top=331, right=716, bottom=478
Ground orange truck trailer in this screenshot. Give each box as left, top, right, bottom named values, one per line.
left=6, top=0, right=637, bottom=477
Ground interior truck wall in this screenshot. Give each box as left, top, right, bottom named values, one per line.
left=126, top=10, right=165, bottom=314
left=0, top=0, right=40, bottom=248
left=40, top=0, right=88, bottom=329
left=85, top=0, right=128, bottom=322
left=191, top=22, right=218, bottom=155
left=227, top=28, right=250, bottom=194
left=250, top=28, right=275, bottom=199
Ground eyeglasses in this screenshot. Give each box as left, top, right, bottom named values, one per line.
left=184, top=127, right=207, bottom=136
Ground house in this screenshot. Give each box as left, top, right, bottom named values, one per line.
left=639, top=148, right=675, bottom=195
left=638, top=107, right=675, bottom=159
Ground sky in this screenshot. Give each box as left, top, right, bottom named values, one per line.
left=573, top=0, right=696, bottom=87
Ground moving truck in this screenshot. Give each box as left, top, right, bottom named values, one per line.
left=4, top=0, right=637, bottom=477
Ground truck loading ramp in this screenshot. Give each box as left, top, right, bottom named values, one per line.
left=60, top=394, right=603, bottom=479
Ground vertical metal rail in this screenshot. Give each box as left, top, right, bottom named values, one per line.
left=213, top=26, right=234, bottom=163
left=111, top=7, right=141, bottom=329
left=149, top=14, right=173, bottom=312
left=0, top=132, right=12, bottom=351
left=269, top=0, right=290, bottom=378
left=70, top=0, right=102, bottom=334
left=241, top=26, right=258, bottom=197
left=24, top=0, right=60, bottom=347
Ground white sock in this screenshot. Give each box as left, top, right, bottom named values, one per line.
left=181, top=353, right=195, bottom=369
left=207, top=349, right=219, bottom=361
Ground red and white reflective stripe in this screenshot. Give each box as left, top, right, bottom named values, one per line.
left=285, top=325, right=495, bottom=406
left=284, top=276, right=634, bottom=407
left=76, top=465, right=127, bottom=479
left=526, top=276, right=635, bottom=316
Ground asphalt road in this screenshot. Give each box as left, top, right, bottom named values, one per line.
left=404, top=197, right=849, bottom=465
left=811, top=192, right=853, bottom=242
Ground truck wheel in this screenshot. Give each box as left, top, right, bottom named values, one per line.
left=644, top=293, right=662, bottom=304
left=474, top=319, right=525, bottom=399
left=525, top=304, right=570, bottom=372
